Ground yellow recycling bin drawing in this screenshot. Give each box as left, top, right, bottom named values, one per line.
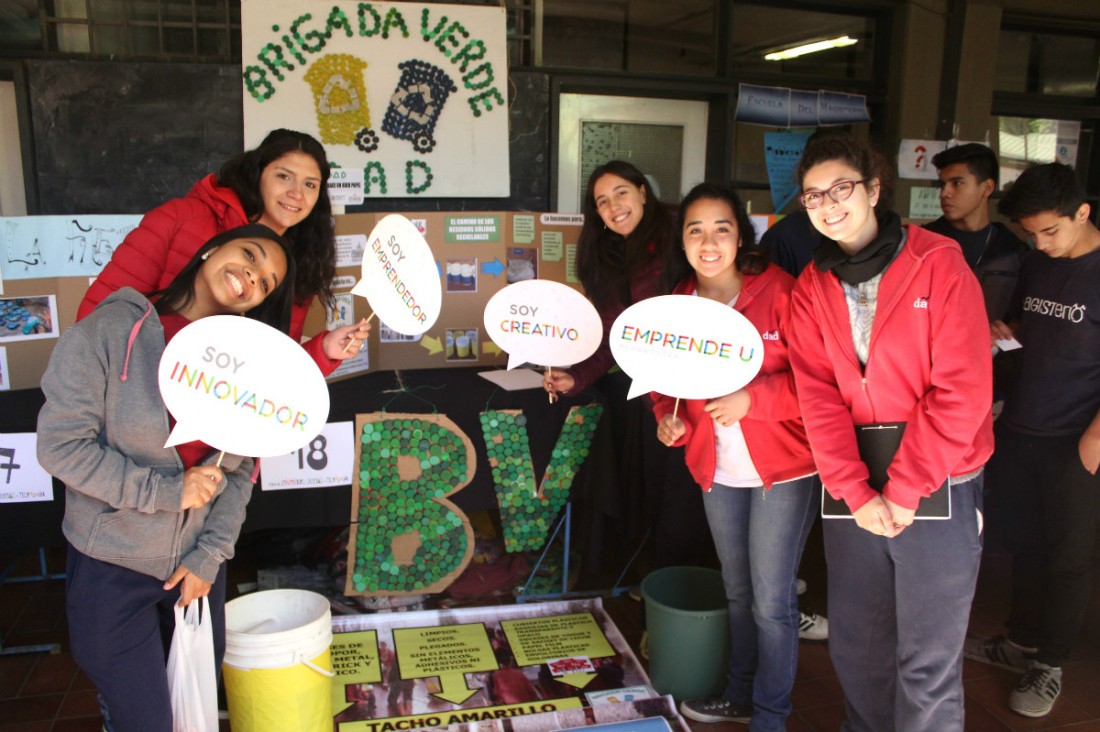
left=304, top=54, right=378, bottom=151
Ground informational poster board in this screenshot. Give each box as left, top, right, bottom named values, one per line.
left=7, top=209, right=588, bottom=388
left=240, top=1, right=510, bottom=198
left=329, top=598, right=654, bottom=731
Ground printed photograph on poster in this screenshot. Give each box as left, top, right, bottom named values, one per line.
left=379, top=320, right=421, bottom=344
left=506, top=248, right=538, bottom=283
left=329, top=599, right=655, bottom=730
left=411, top=219, right=428, bottom=237
left=328, top=293, right=356, bottom=330
left=260, top=421, right=354, bottom=491
left=0, top=432, right=55, bottom=504
left=336, top=234, right=369, bottom=269
left=0, top=346, right=8, bottom=391
left=446, top=258, right=479, bottom=293
left=446, top=328, right=479, bottom=362
left=0, top=295, right=59, bottom=342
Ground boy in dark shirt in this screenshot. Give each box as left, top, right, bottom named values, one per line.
left=925, top=143, right=1028, bottom=322
left=964, top=163, right=1100, bottom=718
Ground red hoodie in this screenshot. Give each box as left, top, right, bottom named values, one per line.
left=651, top=264, right=816, bottom=491
left=788, top=225, right=994, bottom=513
left=77, top=175, right=337, bottom=374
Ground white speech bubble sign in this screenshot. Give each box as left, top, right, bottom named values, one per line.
left=483, top=279, right=604, bottom=370
left=158, top=316, right=330, bottom=457
left=610, top=294, right=765, bottom=400
left=351, top=214, right=442, bottom=335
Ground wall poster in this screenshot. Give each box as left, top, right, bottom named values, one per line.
left=241, top=1, right=510, bottom=198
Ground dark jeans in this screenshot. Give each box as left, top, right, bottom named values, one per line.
left=987, top=423, right=1100, bottom=667
left=66, top=545, right=227, bottom=732
left=703, top=476, right=819, bottom=732
left=825, top=475, right=983, bottom=732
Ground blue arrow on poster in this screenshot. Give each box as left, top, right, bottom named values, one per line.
left=764, top=131, right=812, bottom=213
left=481, top=258, right=505, bottom=278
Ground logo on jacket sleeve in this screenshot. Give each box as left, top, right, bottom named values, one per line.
left=913, top=296, right=929, bottom=309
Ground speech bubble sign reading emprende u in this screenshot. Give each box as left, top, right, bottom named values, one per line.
left=158, top=316, right=330, bottom=458
left=351, top=214, right=441, bottom=336
left=483, top=279, right=604, bottom=370
left=610, top=294, right=765, bottom=400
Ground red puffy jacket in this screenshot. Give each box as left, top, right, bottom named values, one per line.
left=651, top=265, right=816, bottom=491
left=78, top=175, right=336, bottom=374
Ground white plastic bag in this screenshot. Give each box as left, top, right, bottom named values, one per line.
left=166, top=597, right=219, bottom=732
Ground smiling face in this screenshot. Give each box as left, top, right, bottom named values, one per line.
left=198, top=236, right=288, bottom=315
left=938, top=162, right=993, bottom=230
left=256, top=151, right=323, bottom=234
left=682, top=197, right=741, bottom=292
left=801, top=159, right=880, bottom=254
left=1018, top=204, right=1092, bottom=259
left=593, top=173, right=647, bottom=237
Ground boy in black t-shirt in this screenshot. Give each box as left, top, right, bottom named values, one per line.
left=964, top=163, right=1100, bottom=718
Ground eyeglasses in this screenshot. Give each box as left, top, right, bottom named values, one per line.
left=799, top=180, right=867, bottom=209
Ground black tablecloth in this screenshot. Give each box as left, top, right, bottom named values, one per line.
left=0, top=368, right=613, bottom=555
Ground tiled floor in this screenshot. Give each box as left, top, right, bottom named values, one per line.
left=2, top=532, right=1099, bottom=731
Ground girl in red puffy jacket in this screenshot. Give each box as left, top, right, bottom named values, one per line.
left=79, top=129, right=369, bottom=374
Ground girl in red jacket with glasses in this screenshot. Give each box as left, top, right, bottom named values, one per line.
left=787, top=132, right=993, bottom=732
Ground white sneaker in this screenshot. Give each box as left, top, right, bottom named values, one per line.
left=799, top=611, right=828, bottom=641
left=1009, top=661, right=1061, bottom=718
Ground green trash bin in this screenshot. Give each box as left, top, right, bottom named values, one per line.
left=640, top=566, right=729, bottom=701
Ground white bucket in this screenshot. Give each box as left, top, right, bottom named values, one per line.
left=224, top=589, right=333, bottom=673
left=222, top=589, right=335, bottom=732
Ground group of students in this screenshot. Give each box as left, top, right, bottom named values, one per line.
left=545, top=135, right=1100, bottom=732
left=33, top=126, right=1098, bottom=732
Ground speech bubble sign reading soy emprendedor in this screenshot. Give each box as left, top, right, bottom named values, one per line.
left=483, top=279, right=604, bottom=370
left=351, top=214, right=441, bottom=336
left=610, top=294, right=765, bottom=400
left=158, top=315, right=330, bottom=458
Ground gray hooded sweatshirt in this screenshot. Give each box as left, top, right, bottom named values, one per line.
left=37, top=288, right=253, bottom=583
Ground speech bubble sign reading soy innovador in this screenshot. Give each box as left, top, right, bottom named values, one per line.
left=351, top=214, right=441, bottom=336
left=610, top=294, right=765, bottom=400
left=158, top=316, right=330, bottom=458
left=483, top=279, right=603, bottom=370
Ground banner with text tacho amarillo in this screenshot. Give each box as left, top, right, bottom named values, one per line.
left=241, top=1, right=509, bottom=197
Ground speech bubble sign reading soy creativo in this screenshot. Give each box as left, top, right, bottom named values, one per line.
left=483, top=279, right=603, bottom=370
left=158, top=316, right=330, bottom=458
left=351, top=214, right=441, bottom=336
left=610, top=294, right=765, bottom=400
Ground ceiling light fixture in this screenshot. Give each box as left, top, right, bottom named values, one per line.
left=765, top=36, right=858, bottom=61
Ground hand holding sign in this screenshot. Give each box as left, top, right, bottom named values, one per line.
left=483, top=280, right=603, bottom=401
left=348, top=214, right=442, bottom=345
left=609, top=295, right=765, bottom=405
left=158, top=316, right=330, bottom=458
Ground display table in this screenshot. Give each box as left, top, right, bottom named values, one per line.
left=0, top=368, right=613, bottom=555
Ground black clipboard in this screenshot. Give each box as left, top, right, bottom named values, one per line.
left=822, top=422, right=951, bottom=519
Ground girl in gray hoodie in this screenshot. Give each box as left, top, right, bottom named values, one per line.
left=37, top=223, right=296, bottom=732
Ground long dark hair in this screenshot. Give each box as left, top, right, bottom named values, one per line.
left=664, top=183, right=767, bottom=292
left=154, top=224, right=297, bottom=334
left=576, top=161, right=676, bottom=309
left=218, top=129, right=335, bottom=308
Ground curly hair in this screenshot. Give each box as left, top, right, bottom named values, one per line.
left=796, top=132, right=895, bottom=213
left=218, top=129, right=335, bottom=308
left=575, top=161, right=677, bottom=309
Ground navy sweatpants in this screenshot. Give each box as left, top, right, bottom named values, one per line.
left=66, top=545, right=227, bottom=732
